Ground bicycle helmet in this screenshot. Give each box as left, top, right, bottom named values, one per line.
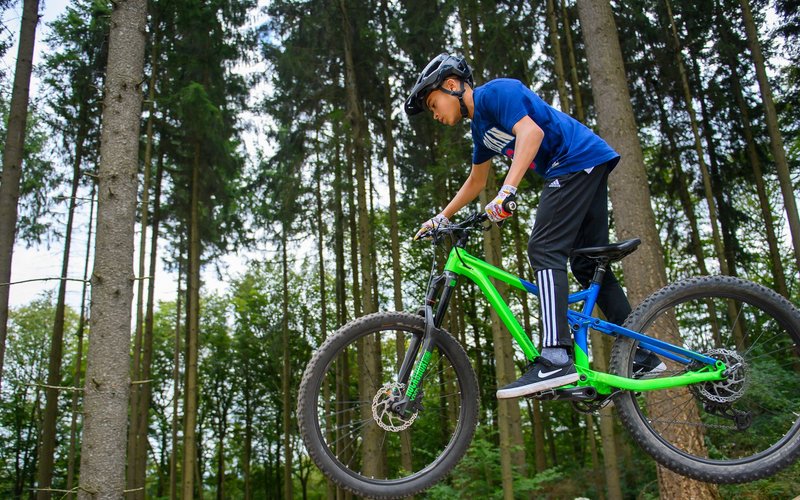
left=404, top=53, right=474, bottom=117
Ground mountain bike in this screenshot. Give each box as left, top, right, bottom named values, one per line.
left=297, top=211, right=800, bottom=499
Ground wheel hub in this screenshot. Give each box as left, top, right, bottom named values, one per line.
left=692, top=348, right=748, bottom=404
left=372, top=382, right=418, bottom=432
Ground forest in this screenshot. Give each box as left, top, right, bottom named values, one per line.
left=0, top=0, right=798, bottom=498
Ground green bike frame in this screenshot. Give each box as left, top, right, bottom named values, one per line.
left=404, top=245, right=727, bottom=400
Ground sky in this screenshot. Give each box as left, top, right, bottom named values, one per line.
left=1, top=0, right=792, bottom=316
left=3, top=0, right=272, bottom=316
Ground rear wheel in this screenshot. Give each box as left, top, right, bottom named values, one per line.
left=610, top=276, right=800, bottom=483
left=297, top=311, right=479, bottom=499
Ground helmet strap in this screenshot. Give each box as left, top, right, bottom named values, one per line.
left=439, top=80, right=470, bottom=118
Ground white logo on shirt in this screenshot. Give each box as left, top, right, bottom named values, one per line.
left=483, top=127, right=515, bottom=154
left=548, top=179, right=560, bottom=188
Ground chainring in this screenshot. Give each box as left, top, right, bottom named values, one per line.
left=372, top=382, right=419, bottom=432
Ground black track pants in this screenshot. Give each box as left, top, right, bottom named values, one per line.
left=528, top=163, right=632, bottom=348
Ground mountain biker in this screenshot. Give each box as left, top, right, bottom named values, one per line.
left=406, top=53, right=664, bottom=399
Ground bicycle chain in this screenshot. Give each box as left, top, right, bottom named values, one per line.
left=646, top=418, right=738, bottom=430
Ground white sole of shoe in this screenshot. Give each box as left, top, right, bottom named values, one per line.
left=495, top=372, right=580, bottom=400
left=634, top=361, right=667, bottom=379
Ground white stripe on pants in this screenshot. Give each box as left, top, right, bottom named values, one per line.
left=538, top=269, right=558, bottom=347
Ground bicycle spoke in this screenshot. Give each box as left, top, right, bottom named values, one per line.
left=304, top=313, right=476, bottom=486
left=618, top=278, right=800, bottom=473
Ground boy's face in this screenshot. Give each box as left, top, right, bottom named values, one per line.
left=425, top=78, right=462, bottom=126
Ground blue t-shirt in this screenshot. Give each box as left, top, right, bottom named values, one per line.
left=471, top=79, right=620, bottom=179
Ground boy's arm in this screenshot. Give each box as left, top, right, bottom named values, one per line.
left=441, top=160, right=491, bottom=219
left=503, top=115, right=544, bottom=188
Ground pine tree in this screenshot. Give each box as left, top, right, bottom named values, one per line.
left=0, top=0, right=40, bottom=391
left=78, top=0, right=147, bottom=496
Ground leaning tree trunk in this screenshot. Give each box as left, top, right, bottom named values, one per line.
left=728, top=63, right=788, bottom=298
left=128, top=27, right=160, bottom=495
left=133, top=145, right=164, bottom=498
left=546, top=0, right=570, bottom=112
left=379, top=0, right=413, bottom=478
left=663, top=0, right=744, bottom=348
left=663, top=0, right=730, bottom=278
left=0, top=0, right=40, bottom=390
left=561, top=0, right=585, bottom=123
left=339, top=0, right=383, bottom=480
left=738, top=0, right=800, bottom=273
left=575, top=1, right=719, bottom=498
left=78, top=0, right=147, bottom=497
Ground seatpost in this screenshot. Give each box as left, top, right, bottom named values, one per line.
left=591, top=259, right=608, bottom=285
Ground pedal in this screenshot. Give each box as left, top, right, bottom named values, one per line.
left=531, top=386, right=597, bottom=401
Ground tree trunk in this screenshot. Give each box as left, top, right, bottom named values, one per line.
left=661, top=9, right=745, bottom=346
left=546, top=0, right=570, bottom=111
left=575, top=1, right=719, bottom=497
left=721, top=10, right=789, bottom=297
left=66, top=184, right=96, bottom=498
left=281, top=229, right=293, bottom=500
left=77, top=0, right=147, bottom=497
left=591, top=330, right=622, bottom=500
left=37, top=114, right=88, bottom=500
left=561, top=0, right=585, bottom=123
left=243, top=397, right=253, bottom=500
left=128, top=27, right=160, bottom=495
left=181, top=143, right=202, bottom=500
left=133, top=145, right=164, bottom=498
left=481, top=165, right=527, bottom=500
left=511, top=218, right=548, bottom=472
left=0, top=0, right=40, bottom=390
left=378, top=0, right=413, bottom=479
left=333, top=135, right=351, bottom=500
left=663, top=0, right=730, bottom=278
left=315, top=159, right=336, bottom=500
left=216, top=403, right=228, bottom=500
left=339, top=0, right=383, bottom=479
left=646, top=71, right=710, bottom=276
left=170, top=254, right=183, bottom=500
left=738, top=0, right=800, bottom=273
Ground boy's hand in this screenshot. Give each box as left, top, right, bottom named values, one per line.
left=414, top=213, right=450, bottom=240
left=485, top=184, right=518, bottom=223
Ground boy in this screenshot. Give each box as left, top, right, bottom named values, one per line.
left=406, top=53, right=663, bottom=399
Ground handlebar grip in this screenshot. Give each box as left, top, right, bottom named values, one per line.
left=502, top=193, right=517, bottom=215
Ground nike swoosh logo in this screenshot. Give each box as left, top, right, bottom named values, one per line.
left=538, top=368, right=561, bottom=378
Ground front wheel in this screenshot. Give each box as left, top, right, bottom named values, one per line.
left=610, top=275, right=800, bottom=483
left=297, top=311, right=479, bottom=499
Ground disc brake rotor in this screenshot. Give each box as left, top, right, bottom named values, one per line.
left=692, top=348, right=748, bottom=404
left=372, top=382, right=418, bottom=432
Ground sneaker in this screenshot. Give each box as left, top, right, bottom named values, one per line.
left=496, top=357, right=579, bottom=399
left=633, top=347, right=666, bottom=377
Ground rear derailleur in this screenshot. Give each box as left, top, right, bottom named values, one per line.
left=702, top=401, right=752, bottom=431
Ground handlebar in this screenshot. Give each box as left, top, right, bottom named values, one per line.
left=418, top=193, right=517, bottom=244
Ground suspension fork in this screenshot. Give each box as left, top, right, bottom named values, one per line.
left=393, top=271, right=458, bottom=412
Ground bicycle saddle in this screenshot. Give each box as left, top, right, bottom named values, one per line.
left=571, top=238, right=641, bottom=263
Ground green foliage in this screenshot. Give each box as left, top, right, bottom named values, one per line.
left=427, top=426, right=562, bottom=499
left=0, top=293, right=79, bottom=497
left=0, top=96, right=62, bottom=246
left=5, top=0, right=799, bottom=497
